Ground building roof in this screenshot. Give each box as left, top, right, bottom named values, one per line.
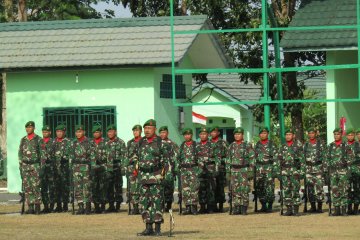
left=298, top=74, right=326, bottom=98
left=281, top=0, right=358, bottom=52
left=0, top=15, right=231, bottom=71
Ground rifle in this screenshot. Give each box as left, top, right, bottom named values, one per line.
left=127, top=176, right=131, bottom=215
left=327, top=167, right=332, bottom=216
left=177, top=174, right=182, bottom=215
left=168, top=209, right=175, bottom=237
left=253, top=165, right=258, bottom=212
left=71, top=162, right=75, bottom=215
left=228, top=172, right=232, bottom=215
left=302, top=176, right=308, bottom=213
left=19, top=178, right=25, bottom=214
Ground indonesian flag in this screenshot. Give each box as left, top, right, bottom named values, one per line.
left=192, top=112, right=207, bottom=125
left=340, top=116, right=346, bottom=136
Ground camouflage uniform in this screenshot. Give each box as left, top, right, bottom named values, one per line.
left=276, top=139, right=305, bottom=215
left=226, top=137, right=255, bottom=214
left=40, top=136, right=55, bottom=210
left=345, top=139, right=360, bottom=214
left=162, top=138, right=179, bottom=208
left=254, top=139, right=278, bottom=211
left=303, top=139, right=326, bottom=211
left=127, top=137, right=141, bottom=211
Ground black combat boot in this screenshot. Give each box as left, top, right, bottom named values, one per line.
left=101, top=203, right=105, bottom=213
left=35, top=204, right=41, bottom=215
left=310, top=202, right=317, bottom=213
left=347, top=204, right=353, bottom=215
left=137, top=223, right=154, bottom=236
left=106, top=202, right=115, bottom=213
left=212, top=204, right=219, bottom=213
left=154, top=223, right=162, bottom=236
left=199, top=204, right=207, bottom=214
left=266, top=202, right=273, bottom=213
left=207, top=204, right=214, bottom=214
left=233, top=206, right=241, bottom=215
left=293, top=205, right=300, bottom=216
left=332, top=206, right=340, bottom=216
left=76, top=203, right=84, bottom=215
left=55, top=202, right=62, bottom=213
left=241, top=205, right=248, bottom=215
left=26, top=204, right=35, bottom=214
left=283, top=206, right=293, bottom=216
left=184, top=205, right=191, bottom=215
left=115, top=202, right=121, bottom=212
left=218, top=203, right=224, bottom=213
left=49, top=203, right=55, bottom=213
left=341, top=206, right=348, bottom=216
left=353, top=204, right=359, bottom=215
left=260, top=200, right=267, bottom=212
left=132, top=204, right=140, bottom=215
left=94, top=203, right=101, bottom=214
left=42, top=204, right=49, bottom=214
left=85, top=202, right=91, bottom=215
left=63, top=202, right=68, bottom=212
left=317, top=202, right=323, bottom=213
left=191, top=205, right=198, bottom=215
left=165, top=202, right=172, bottom=212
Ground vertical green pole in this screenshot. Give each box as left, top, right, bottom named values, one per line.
left=170, top=0, right=177, bottom=105
left=357, top=0, right=360, bottom=99
left=262, top=0, right=271, bottom=135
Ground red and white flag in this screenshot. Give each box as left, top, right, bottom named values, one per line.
left=340, top=116, right=346, bottom=136
left=192, top=112, right=207, bottom=125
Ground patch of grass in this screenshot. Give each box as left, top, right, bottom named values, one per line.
left=0, top=180, right=7, bottom=188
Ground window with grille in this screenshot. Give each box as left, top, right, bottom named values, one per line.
left=160, top=74, right=186, bottom=99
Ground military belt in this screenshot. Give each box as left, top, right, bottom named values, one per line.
left=231, top=164, right=249, bottom=169
left=113, top=160, right=121, bottom=164
left=180, top=163, right=197, bottom=168
left=73, top=161, right=89, bottom=164
left=140, top=166, right=162, bottom=173
left=306, top=161, right=322, bottom=166
left=257, top=161, right=273, bottom=165
left=205, top=161, right=216, bottom=165
left=22, top=160, right=40, bottom=164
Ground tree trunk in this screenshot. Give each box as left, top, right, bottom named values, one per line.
left=18, top=0, right=27, bottom=22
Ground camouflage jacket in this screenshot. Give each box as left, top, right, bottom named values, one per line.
left=303, top=139, right=326, bottom=174
left=126, top=138, right=140, bottom=169
left=254, top=140, right=278, bottom=172
left=104, top=137, right=127, bottom=172
left=71, top=137, right=94, bottom=167
left=131, top=136, right=171, bottom=184
left=40, top=138, right=53, bottom=165
left=326, top=141, right=351, bottom=174
left=90, top=138, right=107, bottom=167
left=211, top=138, right=228, bottom=165
left=226, top=141, right=255, bottom=173
left=162, top=138, right=179, bottom=171
left=176, top=141, right=198, bottom=173
left=18, top=134, right=43, bottom=164
left=347, top=141, right=360, bottom=174
left=51, top=138, right=72, bottom=167
left=196, top=141, right=219, bottom=172
left=276, top=141, right=305, bottom=177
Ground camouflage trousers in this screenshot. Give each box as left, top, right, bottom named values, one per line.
left=305, top=172, right=325, bottom=203
left=21, top=163, right=41, bottom=205
left=73, top=164, right=91, bottom=204
left=348, top=166, right=360, bottom=204
left=107, top=166, right=123, bottom=203
left=281, top=174, right=301, bottom=206
left=140, top=183, right=164, bottom=223
left=330, top=172, right=349, bottom=207
left=180, top=168, right=199, bottom=206
left=54, top=163, right=70, bottom=204
left=40, top=163, right=55, bottom=205
left=128, top=167, right=140, bottom=205
left=256, top=169, right=275, bottom=203
left=163, top=176, right=174, bottom=204
left=199, top=169, right=216, bottom=206
left=215, top=164, right=226, bottom=204
left=91, top=165, right=106, bottom=204
left=231, top=169, right=250, bottom=207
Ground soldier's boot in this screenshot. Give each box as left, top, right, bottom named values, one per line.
left=137, top=223, right=154, bottom=236
left=218, top=203, right=224, bottom=213
left=63, top=202, right=68, bottom=212
left=76, top=203, right=84, bottom=215
left=42, top=204, right=49, bottom=214
left=183, top=205, right=191, bottom=215
left=213, top=204, right=219, bottom=213
left=35, top=204, right=41, bottom=215
left=199, top=204, right=207, bottom=214
left=207, top=204, right=214, bottom=214
left=154, top=223, right=162, bottom=236
left=332, top=206, right=341, bottom=216
left=132, top=204, right=140, bottom=215
left=310, top=202, right=317, bottom=213
left=101, top=203, right=106, bottom=213
left=353, top=204, right=359, bottom=215
left=317, top=202, right=323, bottom=213
left=347, top=204, right=353, bottom=215
left=341, top=206, right=348, bottom=216
left=115, top=202, right=121, bottom=212
left=165, top=202, right=172, bottom=212
left=26, top=204, right=35, bottom=214
left=293, top=205, right=300, bottom=216
left=266, top=202, right=273, bottom=213
left=94, top=203, right=101, bottom=214
left=241, top=205, right=248, bottom=215
left=191, top=205, right=198, bottom=215
left=233, top=206, right=241, bottom=215
left=55, top=202, right=63, bottom=213
left=283, top=206, right=293, bottom=216
left=49, top=203, right=55, bottom=213
left=260, top=200, right=267, bottom=212
left=106, top=202, right=115, bottom=213
left=85, top=202, right=92, bottom=215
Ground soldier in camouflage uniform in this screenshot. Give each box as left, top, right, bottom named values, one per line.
left=90, top=124, right=107, bottom=214
left=210, top=126, right=228, bottom=212
left=133, top=119, right=171, bottom=236
left=226, top=127, right=255, bottom=215
left=176, top=128, right=199, bottom=215
left=254, top=127, right=277, bottom=213
left=71, top=125, right=94, bottom=215
left=327, top=127, right=351, bottom=216
left=51, top=124, right=72, bottom=213
left=104, top=124, right=127, bottom=212
left=159, top=126, right=179, bottom=212
left=276, top=128, right=305, bottom=216
left=40, top=125, right=54, bottom=213
left=197, top=126, right=219, bottom=214
left=126, top=124, right=142, bottom=215
left=18, top=121, right=43, bottom=214
left=303, top=127, right=326, bottom=213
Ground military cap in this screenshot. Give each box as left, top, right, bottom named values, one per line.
left=55, top=124, right=66, bottom=131
left=199, top=126, right=208, bottom=133
left=75, top=125, right=85, bottom=131
left=307, top=127, right=316, bottom=133
left=233, top=127, right=244, bottom=134
left=346, top=128, right=355, bottom=134
left=42, top=125, right=51, bottom=131
left=143, top=119, right=156, bottom=127
left=92, top=124, right=102, bottom=133
left=210, top=126, right=220, bottom=132
left=158, top=126, right=168, bottom=132
left=25, top=121, right=35, bottom=128
left=285, top=128, right=295, bottom=134
left=333, top=127, right=342, bottom=133
left=258, top=127, right=269, bottom=134
left=106, top=124, right=116, bottom=131
left=182, top=128, right=193, bottom=135
left=356, top=128, right=360, bottom=134
left=132, top=124, right=142, bottom=131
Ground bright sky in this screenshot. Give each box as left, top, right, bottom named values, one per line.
left=91, top=1, right=132, bottom=18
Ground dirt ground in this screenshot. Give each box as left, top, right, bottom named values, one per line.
left=1, top=203, right=360, bottom=240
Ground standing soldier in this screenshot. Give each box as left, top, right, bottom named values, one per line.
left=177, top=128, right=199, bottom=215
left=276, top=128, right=305, bottom=216
left=40, top=125, right=54, bottom=213
left=72, top=125, right=93, bottom=215
left=52, top=124, right=72, bottom=213
left=90, top=124, right=107, bottom=214
left=226, top=127, right=255, bottom=215
left=18, top=121, right=43, bottom=214
left=104, top=124, right=127, bottom=212
left=254, top=127, right=277, bottom=213
left=158, top=126, right=179, bottom=212
left=303, top=128, right=326, bottom=213
left=126, top=124, right=142, bottom=215
left=210, top=126, right=228, bottom=212
left=133, top=119, right=171, bottom=236
left=197, top=127, right=219, bottom=214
